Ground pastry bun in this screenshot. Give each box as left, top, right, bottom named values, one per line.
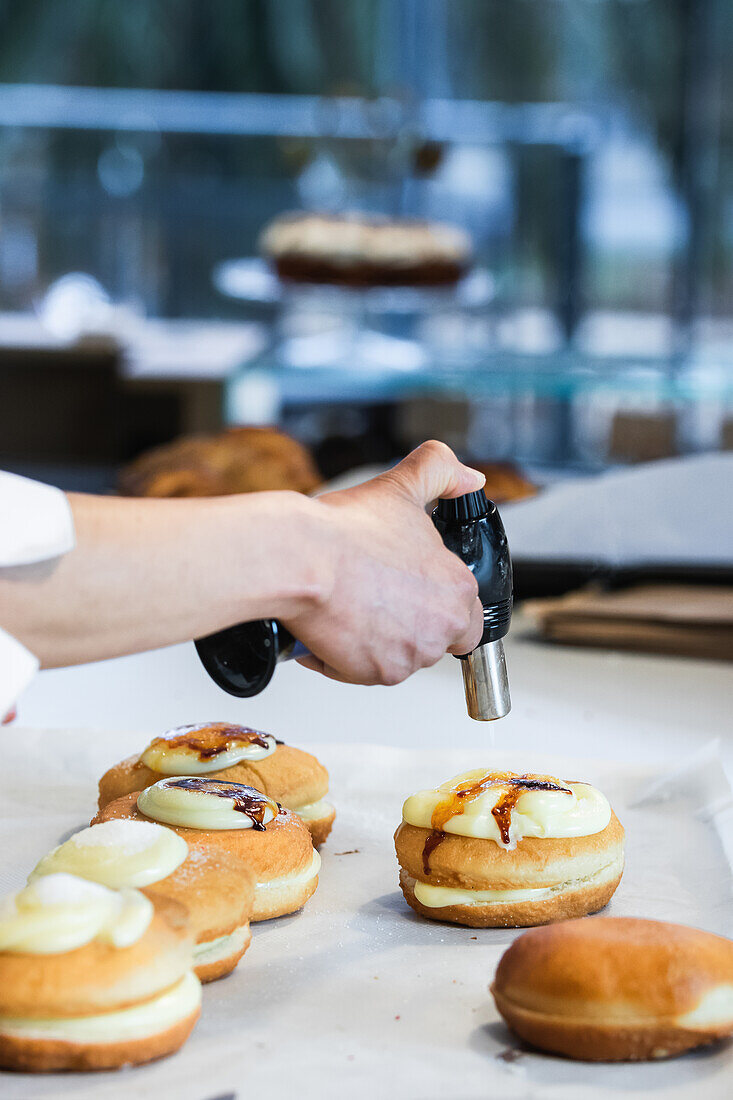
left=395, top=770, right=624, bottom=928
left=395, top=816, right=624, bottom=928
left=30, top=818, right=255, bottom=984
left=93, top=790, right=319, bottom=922
left=491, top=917, right=733, bottom=1061
left=259, top=211, right=472, bottom=287
left=118, top=426, right=321, bottom=498
left=0, top=890, right=199, bottom=1072
left=97, top=725, right=335, bottom=847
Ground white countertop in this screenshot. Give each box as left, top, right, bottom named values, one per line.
left=16, top=616, right=732, bottom=777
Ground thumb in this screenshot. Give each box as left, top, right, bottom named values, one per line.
left=385, top=440, right=485, bottom=508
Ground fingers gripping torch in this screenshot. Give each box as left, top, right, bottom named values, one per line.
left=194, top=489, right=512, bottom=722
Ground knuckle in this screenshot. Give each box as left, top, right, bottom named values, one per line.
left=420, top=439, right=453, bottom=462
left=380, top=665, right=407, bottom=687
left=420, top=644, right=445, bottom=669
left=448, top=607, right=471, bottom=637
left=458, top=572, right=479, bottom=601
left=377, top=648, right=414, bottom=686
left=364, top=657, right=385, bottom=686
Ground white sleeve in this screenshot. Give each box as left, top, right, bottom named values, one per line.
left=0, top=626, right=38, bottom=717
left=0, top=472, right=76, bottom=714
left=0, top=471, right=75, bottom=566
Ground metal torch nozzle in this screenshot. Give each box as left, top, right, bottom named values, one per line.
left=433, top=490, right=513, bottom=723
left=459, top=639, right=511, bottom=721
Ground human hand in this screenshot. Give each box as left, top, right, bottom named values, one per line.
left=284, top=441, right=485, bottom=685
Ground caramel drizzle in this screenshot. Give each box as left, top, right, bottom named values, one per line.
left=148, top=722, right=273, bottom=760
left=165, top=777, right=279, bottom=830
left=421, top=772, right=572, bottom=875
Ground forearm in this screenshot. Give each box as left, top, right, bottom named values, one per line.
left=0, top=490, right=328, bottom=667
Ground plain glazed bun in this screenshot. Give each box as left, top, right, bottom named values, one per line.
left=491, top=916, right=733, bottom=1061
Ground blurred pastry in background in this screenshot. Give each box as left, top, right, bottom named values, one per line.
left=97, top=722, right=336, bottom=846
left=472, top=462, right=538, bottom=504
left=118, top=426, right=322, bottom=498
left=491, top=917, right=733, bottom=1061
left=395, top=769, right=624, bottom=928
left=260, top=211, right=472, bottom=287
left=94, top=779, right=321, bottom=922
left=31, top=819, right=255, bottom=984
left=0, top=873, right=199, bottom=1072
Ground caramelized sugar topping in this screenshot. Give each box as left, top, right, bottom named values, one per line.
left=165, top=777, right=279, bottom=830
left=147, top=722, right=272, bottom=760
left=422, top=772, right=571, bottom=875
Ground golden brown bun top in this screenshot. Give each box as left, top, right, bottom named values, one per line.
left=97, top=742, right=329, bottom=811
left=242, top=743, right=329, bottom=805
left=395, top=812, right=624, bottom=891
left=493, top=917, right=733, bottom=1019
left=119, top=426, right=322, bottom=498
left=146, top=849, right=254, bottom=942
left=93, top=793, right=315, bottom=881
left=0, top=895, right=193, bottom=1019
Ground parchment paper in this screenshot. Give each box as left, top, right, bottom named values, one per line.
left=1, top=729, right=732, bottom=1100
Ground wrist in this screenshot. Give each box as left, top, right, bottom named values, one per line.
left=228, top=491, right=335, bottom=624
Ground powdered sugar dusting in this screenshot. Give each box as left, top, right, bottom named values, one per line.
left=70, top=820, right=169, bottom=852
left=25, top=873, right=111, bottom=905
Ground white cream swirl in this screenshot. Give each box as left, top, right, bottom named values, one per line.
left=138, top=778, right=279, bottom=831
left=29, top=820, right=188, bottom=890
left=0, top=874, right=152, bottom=954
left=402, top=769, right=611, bottom=849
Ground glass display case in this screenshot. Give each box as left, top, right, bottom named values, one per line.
left=0, top=0, right=731, bottom=471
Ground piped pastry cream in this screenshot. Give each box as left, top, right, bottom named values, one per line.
left=412, top=860, right=624, bottom=910
left=0, top=880, right=199, bottom=1072
left=255, top=848, right=321, bottom=893
left=402, top=770, right=611, bottom=850
left=395, top=769, right=625, bottom=929
left=30, top=820, right=254, bottom=985
left=0, top=971, right=201, bottom=1045
left=140, top=722, right=277, bottom=774
left=31, top=819, right=188, bottom=889
left=137, top=777, right=279, bottom=831
left=94, top=779, right=321, bottom=923
left=290, top=799, right=333, bottom=823
left=193, top=925, right=251, bottom=969
left=0, top=874, right=152, bottom=954
left=97, top=721, right=336, bottom=846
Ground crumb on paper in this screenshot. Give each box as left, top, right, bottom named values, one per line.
left=497, top=1048, right=524, bottom=1063
left=334, top=849, right=360, bottom=855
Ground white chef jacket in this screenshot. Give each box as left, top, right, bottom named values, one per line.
left=0, top=472, right=76, bottom=715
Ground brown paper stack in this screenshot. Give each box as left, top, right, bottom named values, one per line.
left=525, top=584, right=733, bottom=661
